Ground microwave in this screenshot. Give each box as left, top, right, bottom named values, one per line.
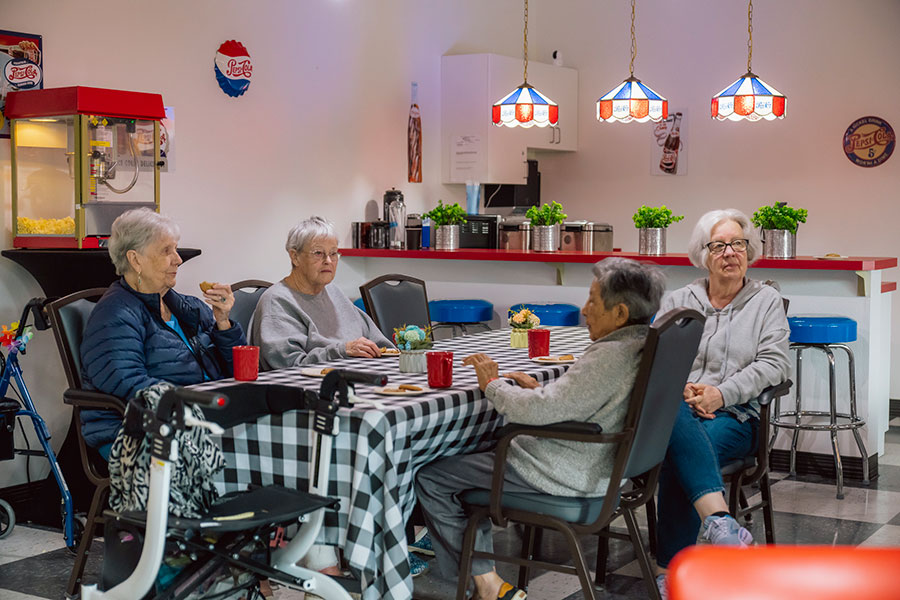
left=458, top=214, right=502, bottom=249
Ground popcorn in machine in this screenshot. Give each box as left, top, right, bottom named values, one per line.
left=5, top=86, right=165, bottom=248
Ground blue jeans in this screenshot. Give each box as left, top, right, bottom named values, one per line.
left=656, top=402, right=757, bottom=567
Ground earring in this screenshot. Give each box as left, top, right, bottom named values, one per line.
left=137, top=271, right=142, bottom=291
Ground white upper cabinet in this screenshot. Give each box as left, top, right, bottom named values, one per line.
left=442, top=54, right=578, bottom=185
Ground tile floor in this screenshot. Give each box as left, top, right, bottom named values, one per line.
left=2, top=417, right=899, bottom=600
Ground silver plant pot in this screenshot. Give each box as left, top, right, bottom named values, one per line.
left=434, top=224, right=460, bottom=250
left=532, top=224, right=560, bottom=252
left=762, top=229, right=796, bottom=258
left=638, top=228, right=666, bottom=255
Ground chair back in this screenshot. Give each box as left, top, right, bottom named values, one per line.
left=229, top=279, right=272, bottom=333
left=669, top=545, right=900, bottom=600
left=47, top=288, right=107, bottom=390
left=359, top=273, right=431, bottom=340
left=622, top=307, right=705, bottom=479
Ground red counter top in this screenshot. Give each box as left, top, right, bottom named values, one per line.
left=340, top=248, right=897, bottom=271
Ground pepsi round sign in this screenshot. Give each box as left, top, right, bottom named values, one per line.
left=843, top=116, right=895, bottom=168
left=4, top=58, right=42, bottom=90
left=214, top=40, right=252, bottom=98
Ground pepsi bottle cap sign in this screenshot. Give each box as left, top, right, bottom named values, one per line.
left=214, top=40, right=252, bottom=98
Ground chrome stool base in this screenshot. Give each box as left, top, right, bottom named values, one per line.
left=772, top=343, right=869, bottom=499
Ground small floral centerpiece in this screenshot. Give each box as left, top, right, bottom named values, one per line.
left=393, top=324, right=433, bottom=373
left=508, top=306, right=540, bottom=348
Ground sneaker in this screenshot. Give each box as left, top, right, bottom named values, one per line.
left=701, top=514, right=753, bottom=547
left=656, top=573, right=668, bottom=600
left=497, top=582, right=527, bottom=599
left=408, top=530, right=435, bottom=556
left=409, top=551, right=430, bottom=577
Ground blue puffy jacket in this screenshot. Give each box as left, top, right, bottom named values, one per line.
left=80, top=279, right=246, bottom=447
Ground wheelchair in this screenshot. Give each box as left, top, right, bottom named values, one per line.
left=85, top=369, right=385, bottom=600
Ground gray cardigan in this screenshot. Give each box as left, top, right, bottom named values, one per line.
left=484, top=324, right=648, bottom=497
left=250, top=281, right=393, bottom=370
left=659, top=277, right=791, bottom=421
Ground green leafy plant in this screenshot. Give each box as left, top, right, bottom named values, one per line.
left=526, top=201, right=568, bottom=226
left=392, top=324, right=433, bottom=350
left=632, top=205, right=684, bottom=229
left=751, top=201, right=808, bottom=234
left=422, top=200, right=467, bottom=227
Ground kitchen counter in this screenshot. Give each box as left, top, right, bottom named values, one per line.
left=337, top=247, right=897, bottom=470
left=340, top=248, right=898, bottom=272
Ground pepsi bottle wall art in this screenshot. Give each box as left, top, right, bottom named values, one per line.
left=0, top=29, right=43, bottom=138
left=214, top=40, right=252, bottom=98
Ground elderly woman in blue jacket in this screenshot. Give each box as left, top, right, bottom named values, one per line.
left=80, top=208, right=246, bottom=458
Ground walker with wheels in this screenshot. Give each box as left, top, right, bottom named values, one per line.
left=0, top=297, right=79, bottom=548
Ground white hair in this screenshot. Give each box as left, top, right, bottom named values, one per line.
left=591, top=257, right=666, bottom=325
left=687, top=209, right=761, bottom=270
left=285, top=216, right=337, bottom=256
left=108, top=208, right=180, bottom=276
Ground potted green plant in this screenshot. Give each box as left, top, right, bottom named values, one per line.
left=632, top=205, right=684, bottom=255
left=393, top=324, right=433, bottom=373
left=423, top=200, right=467, bottom=250
left=526, top=201, right=568, bottom=252
left=751, top=201, right=808, bottom=258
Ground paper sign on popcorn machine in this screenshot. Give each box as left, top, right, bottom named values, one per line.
left=5, top=86, right=165, bottom=248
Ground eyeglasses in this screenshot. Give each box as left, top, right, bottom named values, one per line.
left=706, top=239, right=749, bottom=255
left=308, top=250, right=341, bottom=262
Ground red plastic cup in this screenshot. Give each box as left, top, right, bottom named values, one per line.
left=232, top=345, right=260, bottom=381
left=528, top=328, right=551, bottom=359
left=426, top=351, right=454, bottom=388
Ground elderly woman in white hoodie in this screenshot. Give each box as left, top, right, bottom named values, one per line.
left=654, top=209, right=791, bottom=594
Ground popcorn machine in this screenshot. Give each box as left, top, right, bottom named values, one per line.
left=5, top=86, right=165, bottom=248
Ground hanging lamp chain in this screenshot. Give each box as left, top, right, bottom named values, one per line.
left=629, top=0, right=636, bottom=78
left=523, top=0, right=529, bottom=83
left=747, top=0, right=753, bottom=73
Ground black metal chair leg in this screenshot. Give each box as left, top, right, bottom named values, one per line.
left=594, top=526, right=611, bottom=588
left=456, top=508, right=485, bottom=600
left=555, top=523, right=597, bottom=600
left=623, top=508, right=661, bottom=600
left=66, top=483, right=108, bottom=597
left=517, top=525, right=538, bottom=589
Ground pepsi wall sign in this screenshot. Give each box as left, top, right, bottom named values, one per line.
left=843, top=116, right=895, bottom=168
left=4, top=58, right=41, bottom=90
left=214, top=40, right=252, bottom=98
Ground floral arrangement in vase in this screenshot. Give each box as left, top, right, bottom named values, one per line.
left=508, top=306, right=540, bottom=348
left=393, top=324, right=432, bottom=373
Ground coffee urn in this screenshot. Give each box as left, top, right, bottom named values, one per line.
left=406, top=214, right=423, bottom=250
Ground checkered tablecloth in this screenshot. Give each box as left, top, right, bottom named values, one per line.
left=191, top=326, right=592, bottom=600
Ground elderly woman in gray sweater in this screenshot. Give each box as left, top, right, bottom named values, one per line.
left=415, top=257, right=665, bottom=600
left=654, top=209, right=791, bottom=596
left=250, top=216, right=393, bottom=370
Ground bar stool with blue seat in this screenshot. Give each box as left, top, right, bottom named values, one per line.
left=772, top=316, right=869, bottom=499
left=429, top=299, right=494, bottom=337
left=513, top=303, right=581, bottom=326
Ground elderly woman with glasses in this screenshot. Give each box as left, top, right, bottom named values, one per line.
left=250, top=216, right=393, bottom=370
left=80, top=208, right=246, bottom=458
left=654, top=209, right=791, bottom=594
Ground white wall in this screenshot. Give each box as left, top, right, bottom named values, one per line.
left=1, top=0, right=898, bottom=488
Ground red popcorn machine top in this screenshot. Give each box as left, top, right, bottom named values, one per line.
left=5, top=86, right=165, bottom=248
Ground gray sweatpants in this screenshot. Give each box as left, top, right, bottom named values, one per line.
left=414, top=451, right=540, bottom=581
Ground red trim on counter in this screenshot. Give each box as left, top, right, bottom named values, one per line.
left=339, top=248, right=897, bottom=272
left=883, top=281, right=897, bottom=293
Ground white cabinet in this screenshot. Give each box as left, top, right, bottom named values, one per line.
left=441, top=53, right=578, bottom=185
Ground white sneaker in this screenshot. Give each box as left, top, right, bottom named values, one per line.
left=701, top=514, right=753, bottom=547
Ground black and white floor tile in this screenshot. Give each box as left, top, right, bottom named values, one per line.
left=3, top=417, right=900, bottom=600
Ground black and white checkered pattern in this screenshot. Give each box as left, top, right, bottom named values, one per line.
left=191, top=326, right=592, bottom=600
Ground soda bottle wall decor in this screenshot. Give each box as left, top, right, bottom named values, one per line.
left=408, top=82, right=422, bottom=182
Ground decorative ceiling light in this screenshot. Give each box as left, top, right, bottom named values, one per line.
left=492, top=0, right=558, bottom=128
left=597, top=0, right=667, bottom=123
left=712, top=0, right=786, bottom=121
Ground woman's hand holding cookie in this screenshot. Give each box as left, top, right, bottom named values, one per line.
left=200, top=282, right=234, bottom=329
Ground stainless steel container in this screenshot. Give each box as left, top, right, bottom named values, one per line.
left=532, top=224, right=560, bottom=252
left=434, top=224, right=460, bottom=250
left=561, top=221, right=614, bottom=252
left=367, top=221, right=388, bottom=249
left=406, top=214, right=423, bottom=250
left=500, top=222, right=531, bottom=250
left=638, top=227, right=666, bottom=255
left=762, top=229, right=796, bottom=258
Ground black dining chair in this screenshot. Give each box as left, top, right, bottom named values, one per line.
left=454, top=307, right=706, bottom=600
left=359, top=273, right=432, bottom=341
left=229, top=279, right=272, bottom=333
left=46, top=287, right=124, bottom=598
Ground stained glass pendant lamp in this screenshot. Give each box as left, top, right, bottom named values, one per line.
left=711, top=0, right=786, bottom=121
left=597, top=0, right=667, bottom=123
left=492, top=0, right=558, bottom=128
